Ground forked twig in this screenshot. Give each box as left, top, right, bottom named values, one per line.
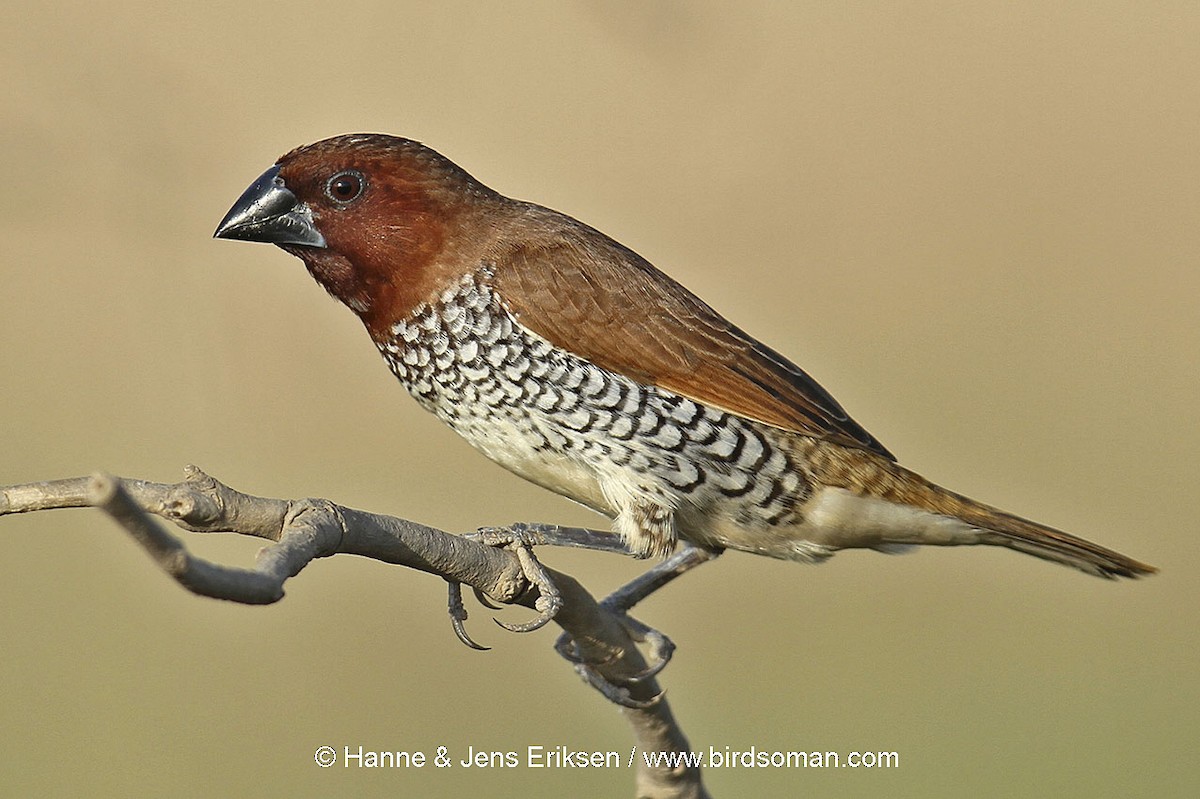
left=1, top=466, right=708, bottom=799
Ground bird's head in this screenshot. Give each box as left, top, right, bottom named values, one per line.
left=215, top=133, right=501, bottom=335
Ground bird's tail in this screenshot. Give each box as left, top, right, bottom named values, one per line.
left=881, top=464, right=1157, bottom=579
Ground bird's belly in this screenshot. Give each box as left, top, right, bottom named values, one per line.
left=448, top=413, right=614, bottom=516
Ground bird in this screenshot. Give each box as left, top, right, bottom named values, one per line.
left=214, top=133, right=1155, bottom=592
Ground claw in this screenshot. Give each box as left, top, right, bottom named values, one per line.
left=494, top=615, right=550, bottom=634
left=551, top=544, right=714, bottom=701
left=638, top=633, right=674, bottom=680
left=447, top=580, right=490, bottom=651
left=453, top=615, right=490, bottom=651
left=472, top=586, right=502, bottom=610
left=553, top=605, right=674, bottom=706
left=575, top=662, right=664, bottom=709
left=443, top=524, right=564, bottom=647
left=490, top=539, right=562, bottom=632
left=553, top=630, right=593, bottom=665
left=601, top=603, right=675, bottom=681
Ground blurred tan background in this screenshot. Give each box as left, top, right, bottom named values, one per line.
left=2, top=2, right=1196, bottom=796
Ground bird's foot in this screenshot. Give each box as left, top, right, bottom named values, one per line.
left=554, top=602, right=675, bottom=709
left=553, top=544, right=720, bottom=708
left=445, top=529, right=718, bottom=709
left=447, top=523, right=566, bottom=650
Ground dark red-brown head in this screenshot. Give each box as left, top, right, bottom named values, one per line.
left=215, top=133, right=503, bottom=337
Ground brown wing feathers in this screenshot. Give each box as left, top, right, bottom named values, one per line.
left=492, top=219, right=892, bottom=458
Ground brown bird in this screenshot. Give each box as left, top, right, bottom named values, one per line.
left=214, top=133, right=1155, bottom=597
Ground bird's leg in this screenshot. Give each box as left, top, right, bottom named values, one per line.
left=602, top=542, right=722, bottom=612
left=446, top=523, right=631, bottom=650
left=556, top=544, right=721, bottom=708
left=471, top=523, right=635, bottom=554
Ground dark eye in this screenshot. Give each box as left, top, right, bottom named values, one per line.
left=325, top=170, right=365, bottom=204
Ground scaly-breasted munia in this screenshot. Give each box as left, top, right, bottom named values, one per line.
left=214, top=134, right=1154, bottom=585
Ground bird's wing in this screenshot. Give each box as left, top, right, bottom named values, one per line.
left=491, top=224, right=894, bottom=459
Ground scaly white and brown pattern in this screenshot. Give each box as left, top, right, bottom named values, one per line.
left=377, top=269, right=811, bottom=559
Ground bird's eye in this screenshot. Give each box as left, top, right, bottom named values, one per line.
left=325, top=170, right=366, bottom=204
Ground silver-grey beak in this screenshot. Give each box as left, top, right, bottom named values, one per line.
left=214, top=165, right=326, bottom=247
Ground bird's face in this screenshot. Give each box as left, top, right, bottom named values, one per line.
left=215, top=134, right=488, bottom=334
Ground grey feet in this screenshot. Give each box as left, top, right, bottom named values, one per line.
left=447, top=523, right=567, bottom=650
left=555, top=545, right=719, bottom=708
left=554, top=597, right=676, bottom=708
left=445, top=526, right=720, bottom=708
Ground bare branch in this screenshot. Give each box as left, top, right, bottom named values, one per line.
left=1, top=466, right=708, bottom=798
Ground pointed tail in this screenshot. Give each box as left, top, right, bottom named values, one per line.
left=890, top=465, right=1157, bottom=579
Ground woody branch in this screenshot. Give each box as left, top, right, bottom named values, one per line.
left=0, top=466, right=707, bottom=799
